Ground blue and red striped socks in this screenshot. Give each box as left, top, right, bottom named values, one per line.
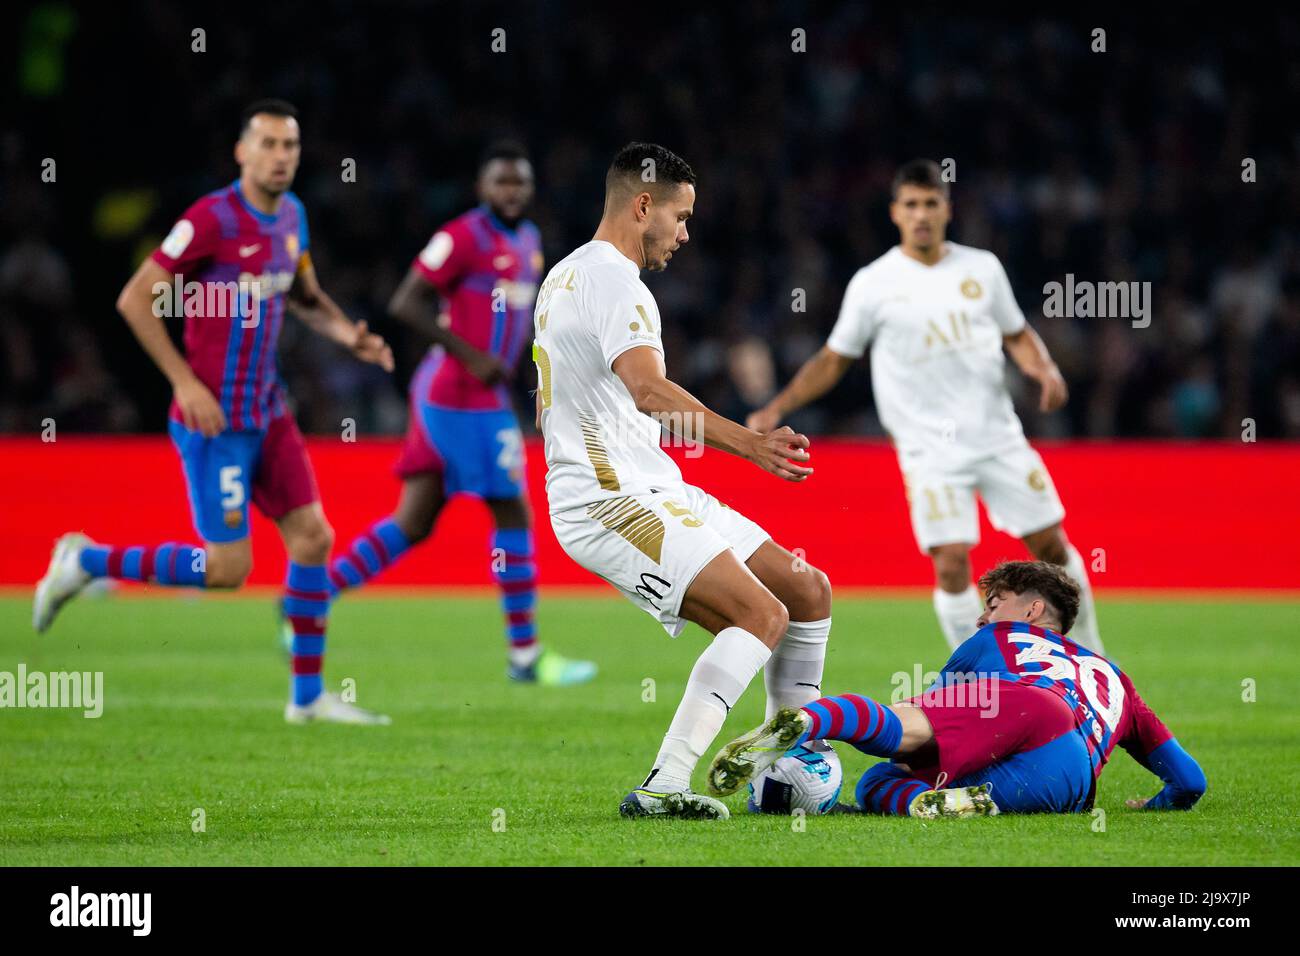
left=285, top=562, right=329, bottom=706
left=856, top=762, right=933, bottom=815
left=492, top=528, right=538, bottom=665
left=80, top=543, right=206, bottom=587
left=326, top=517, right=411, bottom=596
left=799, top=693, right=904, bottom=757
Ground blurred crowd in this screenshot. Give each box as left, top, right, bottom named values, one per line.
left=3, top=1, right=1298, bottom=439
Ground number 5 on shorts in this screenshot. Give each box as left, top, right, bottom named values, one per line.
left=663, top=500, right=702, bottom=527
left=219, top=465, right=245, bottom=509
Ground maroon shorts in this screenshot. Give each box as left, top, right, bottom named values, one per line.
left=392, top=405, right=444, bottom=479
left=251, top=412, right=320, bottom=521
left=905, top=679, right=1078, bottom=787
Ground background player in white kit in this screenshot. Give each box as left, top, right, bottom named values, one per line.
left=749, top=159, right=1103, bottom=654
left=534, top=143, right=834, bottom=819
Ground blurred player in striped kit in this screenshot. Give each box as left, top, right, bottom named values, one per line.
left=34, top=100, right=394, bottom=724
left=319, top=143, right=595, bottom=686
left=749, top=159, right=1104, bottom=654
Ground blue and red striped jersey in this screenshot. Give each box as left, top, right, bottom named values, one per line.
left=410, top=205, right=542, bottom=410
left=935, top=621, right=1174, bottom=779
left=151, top=180, right=310, bottom=431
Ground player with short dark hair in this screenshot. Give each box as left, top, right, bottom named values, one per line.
left=33, top=100, right=395, bottom=725
left=317, top=141, right=596, bottom=685
left=535, top=142, right=834, bottom=819
left=708, top=560, right=1206, bottom=817
left=749, top=158, right=1105, bottom=656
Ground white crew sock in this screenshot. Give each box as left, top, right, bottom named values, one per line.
left=764, top=617, right=831, bottom=719
left=1063, top=544, right=1105, bottom=654
left=643, top=626, right=771, bottom=793
left=933, top=585, right=982, bottom=651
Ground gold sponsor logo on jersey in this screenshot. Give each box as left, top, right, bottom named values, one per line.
left=1027, top=469, right=1047, bottom=492
left=960, top=277, right=982, bottom=299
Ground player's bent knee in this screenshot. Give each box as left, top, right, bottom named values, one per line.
left=930, top=546, right=971, bottom=591
left=1026, top=531, right=1068, bottom=566
left=752, top=598, right=790, bottom=647
left=799, top=565, right=832, bottom=620
left=289, top=520, right=334, bottom=565
left=205, top=551, right=252, bottom=589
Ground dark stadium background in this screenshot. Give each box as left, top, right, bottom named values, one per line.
left=3, top=1, right=1298, bottom=441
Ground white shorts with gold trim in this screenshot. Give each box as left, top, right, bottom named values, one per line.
left=899, top=442, right=1066, bottom=553
left=550, top=482, right=770, bottom=636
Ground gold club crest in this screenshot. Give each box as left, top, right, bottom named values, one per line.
left=960, top=278, right=983, bottom=299
left=285, top=233, right=300, bottom=260
left=1027, top=469, right=1047, bottom=492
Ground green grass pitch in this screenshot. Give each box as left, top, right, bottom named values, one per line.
left=1, top=591, right=1297, bottom=866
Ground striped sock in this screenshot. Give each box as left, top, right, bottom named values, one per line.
left=799, top=693, right=903, bottom=757
left=855, top=762, right=933, bottom=816
left=326, top=517, right=411, bottom=596
left=80, top=544, right=206, bottom=587
left=492, top=528, right=538, bottom=664
left=285, top=562, right=329, bottom=706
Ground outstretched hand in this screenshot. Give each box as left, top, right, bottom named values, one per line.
left=350, top=320, right=395, bottom=372
left=750, top=425, right=813, bottom=482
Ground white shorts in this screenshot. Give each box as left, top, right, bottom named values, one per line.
left=899, top=443, right=1066, bottom=553
left=551, top=482, right=771, bottom=637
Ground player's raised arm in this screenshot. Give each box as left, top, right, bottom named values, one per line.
left=612, top=344, right=812, bottom=482
left=747, top=345, right=855, bottom=433
left=749, top=265, right=875, bottom=433
left=288, top=256, right=393, bottom=371
left=387, top=267, right=507, bottom=385
left=117, top=245, right=228, bottom=437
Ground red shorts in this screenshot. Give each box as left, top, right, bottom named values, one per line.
left=392, top=405, right=444, bottom=479
left=905, top=679, right=1078, bottom=787
left=252, top=412, right=320, bottom=521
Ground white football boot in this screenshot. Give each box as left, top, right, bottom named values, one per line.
left=908, top=782, right=1000, bottom=819
left=33, top=532, right=94, bottom=633
left=619, top=788, right=730, bottom=820
left=706, top=706, right=812, bottom=797
left=285, top=690, right=392, bottom=726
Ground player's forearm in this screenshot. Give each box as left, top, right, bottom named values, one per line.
left=426, top=323, right=486, bottom=365
left=1139, top=739, right=1207, bottom=810
left=769, top=347, right=847, bottom=416
left=387, top=287, right=483, bottom=365
left=629, top=376, right=757, bottom=460
left=1004, top=327, right=1057, bottom=378
left=289, top=290, right=355, bottom=347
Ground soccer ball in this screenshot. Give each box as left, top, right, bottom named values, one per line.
left=747, top=744, right=843, bottom=815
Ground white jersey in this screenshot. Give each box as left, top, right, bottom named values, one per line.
left=827, top=242, right=1029, bottom=466
left=533, top=240, right=683, bottom=514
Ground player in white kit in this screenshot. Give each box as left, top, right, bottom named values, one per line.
left=748, top=159, right=1103, bottom=654
left=535, top=143, right=834, bottom=819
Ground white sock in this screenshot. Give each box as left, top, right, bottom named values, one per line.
left=1063, top=544, right=1104, bottom=654
left=764, top=617, right=831, bottom=719
left=508, top=643, right=542, bottom=669
left=644, top=626, right=771, bottom=793
left=933, top=585, right=981, bottom=650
